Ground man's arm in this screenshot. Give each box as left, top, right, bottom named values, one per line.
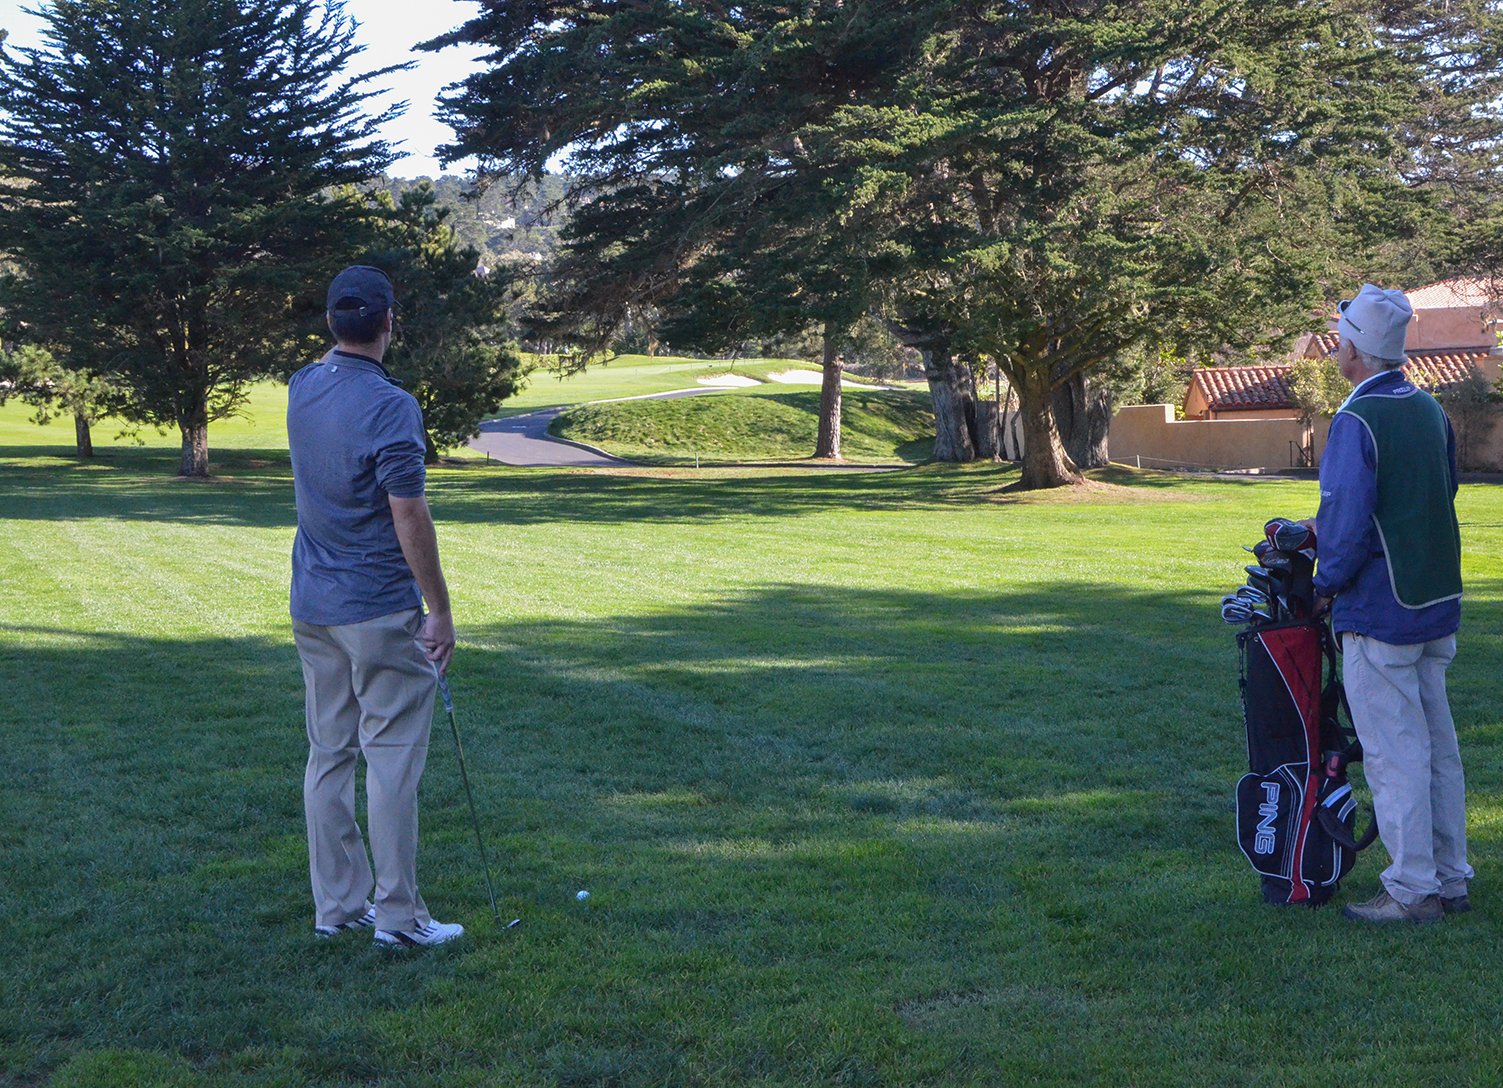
left=390, top=494, right=455, bottom=675
left=1311, top=413, right=1378, bottom=604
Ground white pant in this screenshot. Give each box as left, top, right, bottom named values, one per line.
left=1342, top=632, right=1472, bottom=905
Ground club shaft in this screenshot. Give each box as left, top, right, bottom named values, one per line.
left=444, top=702, right=501, bottom=923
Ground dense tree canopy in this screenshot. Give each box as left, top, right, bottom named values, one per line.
left=362, top=183, right=526, bottom=463
left=0, top=0, right=400, bottom=475
left=429, top=0, right=1502, bottom=488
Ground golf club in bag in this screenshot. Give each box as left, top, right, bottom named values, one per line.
left=1223, top=519, right=1379, bottom=907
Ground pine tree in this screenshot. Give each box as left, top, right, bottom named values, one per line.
left=0, top=0, right=400, bottom=476
left=363, top=183, right=526, bottom=463
left=0, top=343, right=114, bottom=457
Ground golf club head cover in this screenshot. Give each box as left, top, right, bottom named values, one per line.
left=1265, top=518, right=1317, bottom=560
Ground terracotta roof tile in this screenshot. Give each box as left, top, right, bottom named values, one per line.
left=1190, top=366, right=1296, bottom=412
left=1309, top=332, right=1339, bottom=356
left=1193, top=352, right=1491, bottom=414
left=1404, top=352, right=1492, bottom=390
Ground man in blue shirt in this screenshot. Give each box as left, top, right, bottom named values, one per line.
left=288, top=265, right=463, bottom=947
left=1310, top=283, right=1470, bottom=925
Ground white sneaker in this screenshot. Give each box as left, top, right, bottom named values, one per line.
left=374, top=918, right=465, bottom=948
left=314, top=904, right=376, bottom=938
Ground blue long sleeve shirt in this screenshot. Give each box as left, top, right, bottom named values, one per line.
left=1313, top=370, right=1460, bottom=644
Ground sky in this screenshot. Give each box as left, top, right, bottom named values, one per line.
left=0, top=0, right=489, bottom=177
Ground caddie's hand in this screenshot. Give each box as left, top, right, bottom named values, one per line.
left=421, top=609, right=456, bottom=675
left=1313, top=595, right=1332, bottom=617
left=1300, top=517, right=1318, bottom=532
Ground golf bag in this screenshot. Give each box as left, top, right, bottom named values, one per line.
left=1235, top=618, right=1378, bottom=906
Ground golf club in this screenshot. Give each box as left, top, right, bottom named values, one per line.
left=438, top=675, right=501, bottom=926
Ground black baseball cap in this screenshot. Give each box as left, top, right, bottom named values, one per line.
left=326, top=265, right=394, bottom=316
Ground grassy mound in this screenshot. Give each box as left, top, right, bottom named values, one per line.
left=551, top=387, right=935, bottom=463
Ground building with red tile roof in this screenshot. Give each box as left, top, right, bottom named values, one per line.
left=1183, top=351, right=1493, bottom=420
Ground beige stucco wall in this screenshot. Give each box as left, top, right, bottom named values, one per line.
left=1109, top=405, right=1331, bottom=471
left=1465, top=414, right=1503, bottom=472
left=1209, top=408, right=1297, bottom=421
left=1113, top=403, right=1503, bottom=472
left=1408, top=307, right=1498, bottom=351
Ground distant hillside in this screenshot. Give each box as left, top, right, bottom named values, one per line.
left=380, top=173, right=570, bottom=267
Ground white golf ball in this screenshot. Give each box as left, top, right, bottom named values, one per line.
left=575, top=889, right=590, bottom=901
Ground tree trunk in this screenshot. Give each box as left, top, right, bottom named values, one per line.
left=815, top=325, right=843, bottom=459
left=1016, top=370, right=1082, bottom=489
left=1000, top=384, right=1022, bottom=461
left=1051, top=371, right=1111, bottom=469
left=177, top=389, right=210, bottom=477
left=974, top=400, right=1002, bottom=461
left=424, top=429, right=440, bottom=465
left=921, top=341, right=976, bottom=462
left=74, top=413, right=94, bottom=458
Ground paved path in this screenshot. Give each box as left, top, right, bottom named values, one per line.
left=469, top=388, right=722, bottom=467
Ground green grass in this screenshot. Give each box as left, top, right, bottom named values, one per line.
left=0, top=381, right=298, bottom=454
left=551, top=387, right=936, bottom=464
left=0, top=353, right=831, bottom=457
left=3, top=420, right=1503, bottom=1085
left=500, top=354, right=831, bottom=417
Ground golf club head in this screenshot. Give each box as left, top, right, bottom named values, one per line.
left=1221, top=595, right=1271, bottom=625
left=1260, top=552, right=1293, bottom=574
left=1245, top=564, right=1272, bottom=583
left=1236, top=585, right=1270, bottom=606
left=1221, top=599, right=1252, bottom=624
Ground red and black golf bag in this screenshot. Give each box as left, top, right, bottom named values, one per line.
left=1232, top=520, right=1378, bottom=907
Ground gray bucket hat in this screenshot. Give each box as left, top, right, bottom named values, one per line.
left=1337, top=284, right=1412, bottom=360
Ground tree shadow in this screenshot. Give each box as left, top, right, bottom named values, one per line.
left=4, top=577, right=1501, bottom=1080
left=0, top=442, right=1245, bottom=530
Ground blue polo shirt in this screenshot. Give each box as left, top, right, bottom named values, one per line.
left=287, top=349, right=427, bottom=626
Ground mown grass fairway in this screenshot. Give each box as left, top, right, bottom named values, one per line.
left=552, top=387, right=935, bottom=464
left=3, top=421, right=1503, bottom=1086
left=0, top=353, right=820, bottom=454
left=499, top=354, right=829, bottom=418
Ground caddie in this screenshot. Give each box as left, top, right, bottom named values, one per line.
left=1309, top=282, right=1471, bottom=925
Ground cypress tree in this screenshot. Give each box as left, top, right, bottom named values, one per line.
left=362, top=183, right=526, bottom=463
left=428, top=0, right=1500, bottom=487
left=0, top=0, right=401, bottom=476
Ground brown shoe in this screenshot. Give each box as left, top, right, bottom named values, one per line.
left=1441, top=893, right=1472, bottom=915
left=1342, top=890, right=1443, bottom=925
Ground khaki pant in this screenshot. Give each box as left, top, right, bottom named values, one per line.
left=294, top=607, right=437, bottom=932
left=1343, top=632, right=1472, bottom=906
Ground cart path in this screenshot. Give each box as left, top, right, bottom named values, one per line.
left=468, top=388, right=723, bottom=467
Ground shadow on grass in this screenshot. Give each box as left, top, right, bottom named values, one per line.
left=0, top=443, right=1255, bottom=530
left=2, top=577, right=1503, bottom=1081
left=5, top=576, right=1502, bottom=1082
